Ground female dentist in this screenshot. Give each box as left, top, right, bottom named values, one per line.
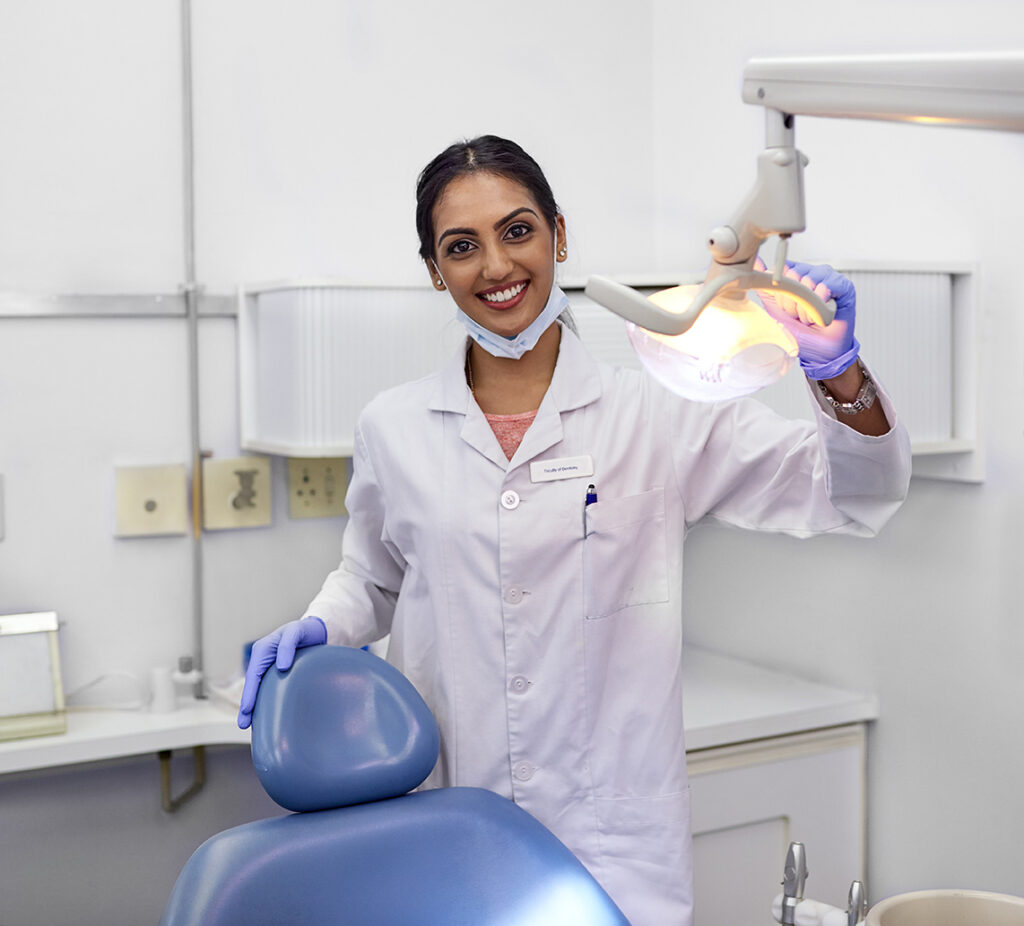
left=237, top=135, right=911, bottom=926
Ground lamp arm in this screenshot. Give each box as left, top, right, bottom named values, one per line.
left=586, top=53, right=1024, bottom=359
left=741, top=52, right=1024, bottom=133
left=584, top=109, right=834, bottom=337
left=705, top=108, right=808, bottom=284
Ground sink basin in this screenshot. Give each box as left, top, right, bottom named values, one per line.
left=866, top=890, right=1024, bottom=926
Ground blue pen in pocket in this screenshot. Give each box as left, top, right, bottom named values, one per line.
left=583, top=483, right=598, bottom=537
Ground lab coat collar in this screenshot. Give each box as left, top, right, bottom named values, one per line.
left=427, top=324, right=603, bottom=471
left=545, top=323, right=604, bottom=413
left=427, top=323, right=602, bottom=415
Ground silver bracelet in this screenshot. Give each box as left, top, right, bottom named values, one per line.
left=816, top=364, right=877, bottom=415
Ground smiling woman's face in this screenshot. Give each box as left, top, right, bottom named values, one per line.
left=430, top=171, right=567, bottom=339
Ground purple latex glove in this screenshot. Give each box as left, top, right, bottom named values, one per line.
left=237, top=616, right=327, bottom=729
left=756, top=260, right=860, bottom=380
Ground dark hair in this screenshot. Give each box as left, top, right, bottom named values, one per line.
left=415, top=135, right=560, bottom=262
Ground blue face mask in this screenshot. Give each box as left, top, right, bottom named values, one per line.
left=455, top=284, right=569, bottom=360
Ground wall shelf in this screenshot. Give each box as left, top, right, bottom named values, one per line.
left=230, top=263, right=981, bottom=479
left=238, top=281, right=463, bottom=458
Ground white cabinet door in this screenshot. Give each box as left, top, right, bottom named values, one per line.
left=688, top=725, right=867, bottom=926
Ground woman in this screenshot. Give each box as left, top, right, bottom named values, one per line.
left=238, top=135, right=911, bottom=925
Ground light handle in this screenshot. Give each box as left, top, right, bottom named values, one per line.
left=585, top=268, right=835, bottom=336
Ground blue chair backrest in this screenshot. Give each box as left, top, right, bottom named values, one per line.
left=161, top=646, right=630, bottom=926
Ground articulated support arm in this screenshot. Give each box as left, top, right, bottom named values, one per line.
left=586, top=108, right=833, bottom=335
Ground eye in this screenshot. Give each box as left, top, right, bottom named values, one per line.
left=505, top=222, right=533, bottom=241
left=446, top=238, right=475, bottom=256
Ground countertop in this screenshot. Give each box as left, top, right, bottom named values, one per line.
left=0, top=646, right=877, bottom=776
left=680, top=646, right=878, bottom=751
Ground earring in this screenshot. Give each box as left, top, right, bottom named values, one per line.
left=557, top=247, right=567, bottom=260
left=429, top=265, right=447, bottom=290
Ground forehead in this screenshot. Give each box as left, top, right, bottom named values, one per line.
left=432, top=171, right=542, bottom=233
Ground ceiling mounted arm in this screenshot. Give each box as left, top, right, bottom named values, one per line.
left=742, top=51, right=1024, bottom=132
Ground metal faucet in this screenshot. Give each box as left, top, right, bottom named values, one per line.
left=781, top=842, right=808, bottom=926
left=848, top=880, right=867, bottom=926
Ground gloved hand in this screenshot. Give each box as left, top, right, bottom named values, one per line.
left=755, top=260, right=860, bottom=380
left=237, top=616, right=328, bottom=729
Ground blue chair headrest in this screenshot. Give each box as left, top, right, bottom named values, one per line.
left=251, top=645, right=440, bottom=812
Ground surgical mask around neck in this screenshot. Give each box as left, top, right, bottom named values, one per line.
left=456, top=284, right=569, bottom=360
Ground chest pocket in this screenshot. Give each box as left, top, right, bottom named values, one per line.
left=583, top=487, right=669, bottom=619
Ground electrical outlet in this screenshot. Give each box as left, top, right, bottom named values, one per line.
left=287, top=458, right=347, bottom=519
left=114, top=464, right=189, bottom=537
left=202, top=456, right=272, bottom=530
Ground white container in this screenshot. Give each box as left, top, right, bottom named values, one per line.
left=866, top=890, right=1024, bottom=926
left=150, top=667, right=177, bottom=713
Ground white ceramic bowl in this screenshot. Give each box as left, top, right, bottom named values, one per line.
left=866, top=889, right=1024, bottom=926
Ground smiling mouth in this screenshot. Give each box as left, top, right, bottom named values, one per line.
left=477, top=281, right=529, bottom=309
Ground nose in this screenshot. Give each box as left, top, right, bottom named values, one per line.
left=480, top=242, right=515, bottom=281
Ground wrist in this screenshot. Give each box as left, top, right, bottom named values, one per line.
left=815, top=362, right=877, bottom=415
left=822, top=363, right=864, bottom=401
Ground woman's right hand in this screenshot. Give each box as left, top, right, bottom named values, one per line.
left=237, top=616, right=328, bottom=729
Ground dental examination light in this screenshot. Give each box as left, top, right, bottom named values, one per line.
left=586, top=51, right=1024, bottom=400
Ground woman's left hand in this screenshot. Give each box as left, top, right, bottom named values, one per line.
left=756, top=260, right=860, bottom=380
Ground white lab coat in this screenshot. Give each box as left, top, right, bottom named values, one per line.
left=305, top=324, right=911, bottom=926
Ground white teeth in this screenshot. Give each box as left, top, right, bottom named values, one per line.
left=482, top=283, right=526, bottom=303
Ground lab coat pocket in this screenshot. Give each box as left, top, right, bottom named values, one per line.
left=583, top=487, right=669, bottom=619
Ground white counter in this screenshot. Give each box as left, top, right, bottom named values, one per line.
left=0, top=699, right=249, bottom=775
left=0, top=646, right=877, bottom=776
left=680, top=646, right=878, bottom=751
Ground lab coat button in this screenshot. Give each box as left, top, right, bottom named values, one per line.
left=500, top=490, right=520, bottom=510
left=509, top=675, right=530, bottom=694
left=503, top=586, right=524, bottom=605
left=513, top=761, right=533, bottom=782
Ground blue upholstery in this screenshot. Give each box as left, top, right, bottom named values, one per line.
left=250, top=646, right=440, bottom=812
left=162, top=645, right=629, bottom=926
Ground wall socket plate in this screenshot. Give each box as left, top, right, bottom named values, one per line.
left=114, top=464, right=189, bottom=537
left=287, top=458, right=347, bottom=519
left=202, top=456, right=272, bottom=530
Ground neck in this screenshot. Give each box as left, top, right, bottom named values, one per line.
left=468, top=323, right=561, bottom=415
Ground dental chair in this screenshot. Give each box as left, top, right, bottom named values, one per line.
left=161, top=645, right=629, bottom=925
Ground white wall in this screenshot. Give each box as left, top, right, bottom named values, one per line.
left=653, top=0, right=1024, bottom=904
left=1, top=0, right=1023, bottom=921
left=0, top=3, right=659, bottom=923
left=190, top=0, right=656, bottom=287
left=0, top=2, right=184, bottom=292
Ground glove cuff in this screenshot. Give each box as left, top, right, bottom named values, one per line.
left=302, top=615, right=328, bottom=645
left=801, top=338, right=860, bottom=381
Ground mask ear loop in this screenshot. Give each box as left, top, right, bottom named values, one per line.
left=551, top=228, right=580, bottom=336
left=429, top=261, right=447, bottom=291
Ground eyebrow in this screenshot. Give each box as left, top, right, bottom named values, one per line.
left=437, top=207, right=541, bottom=246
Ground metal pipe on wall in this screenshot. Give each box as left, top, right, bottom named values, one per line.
left=180, top=0, right=205, bottom=698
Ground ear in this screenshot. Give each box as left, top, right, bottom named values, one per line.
left=555, top=214, right=568, bottom=262
left=426, top=260, right=446, bottom=291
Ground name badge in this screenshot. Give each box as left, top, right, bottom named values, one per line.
left=530, top=455, right=595, bottom=483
